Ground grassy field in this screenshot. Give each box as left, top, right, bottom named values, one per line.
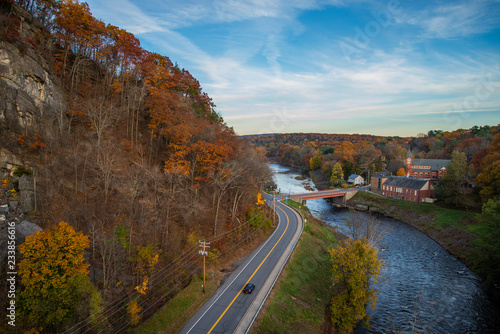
left=251, top=205, right=340, bottom=334
left=352, top=191, right=484, bottom=236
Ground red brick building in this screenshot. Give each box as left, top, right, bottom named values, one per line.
left=382, top=176, right=435, bottom=202
left=405, top=149, right=450, bottom=180
left=371, top=172, right=391, bottom=193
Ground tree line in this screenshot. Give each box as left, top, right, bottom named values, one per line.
left=247, top=125, right=499, bottom=205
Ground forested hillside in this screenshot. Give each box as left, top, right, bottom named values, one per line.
left=246, top=126, right=500, bottom=205
left=0, top=1, right=270, bottom=332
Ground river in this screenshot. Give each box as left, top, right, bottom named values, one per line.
left=269, top=164, right=500, bottom=333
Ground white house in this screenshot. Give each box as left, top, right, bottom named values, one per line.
left=348, top=174, right=364, bottom=185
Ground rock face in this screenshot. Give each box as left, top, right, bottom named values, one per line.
left=0, top=40, right=64, bottom=135
left=0, top=214, right=42, bottom=268
left=19, top=174, right=35, bottom=212
left=16, top=219, right=42, bottom=244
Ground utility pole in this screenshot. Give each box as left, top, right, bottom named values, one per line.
left=199, top=240, right=210, bottom=293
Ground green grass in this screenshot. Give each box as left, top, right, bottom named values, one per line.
left=353, top=191, right=483, bottom=237
left=251, top=213, right=338, bottom=333
left=135, top=276, right=216, bottom=334
left=284, top=199, right=308, bottom=212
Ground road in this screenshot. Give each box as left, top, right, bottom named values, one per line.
left=178, top=196, right=303, bottom=334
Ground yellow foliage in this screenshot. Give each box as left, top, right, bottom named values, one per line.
left=19, top=221, right=89, bottom=292
left=135, top=276, right=149, bottom=295
left=329, top=238, right=382, bottom=333
left=24, top=328, right=42, bottom=334
left=127, top=299, right=142, bottom=326
left=18, top=221, right=90, bottom=326
left=256, top=192, right=265, bottom=206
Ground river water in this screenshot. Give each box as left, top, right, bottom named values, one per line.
left=270, top=164, right=500, bottom=333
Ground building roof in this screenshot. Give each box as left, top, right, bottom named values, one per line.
left=406, top=148, right=413, bottom=158
left=373, top=172, right=391, bottom=178
left=348, top=174, right=363, bottom=179
left=384, top=176, right=429, bottom=190
left=411, top=159, right=451, bottom=171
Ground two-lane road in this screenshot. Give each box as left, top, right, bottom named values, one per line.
left=178, top=197, right=302, bottom=334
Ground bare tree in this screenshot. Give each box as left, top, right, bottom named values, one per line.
left=343, top=210, right=389, bottom=247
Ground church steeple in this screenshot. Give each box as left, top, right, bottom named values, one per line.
left=405, top=149, right=413, bottom=177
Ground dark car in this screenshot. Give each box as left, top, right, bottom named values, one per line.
left=243, top=283, right=255, bottom=294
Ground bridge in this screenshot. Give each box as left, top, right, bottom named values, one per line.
left=284, top=188, right=360, bottom=205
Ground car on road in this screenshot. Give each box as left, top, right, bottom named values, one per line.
left=243, top=283, right=255, bottom=294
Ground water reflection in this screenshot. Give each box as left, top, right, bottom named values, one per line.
left=269, top=163, right=500, bottom=333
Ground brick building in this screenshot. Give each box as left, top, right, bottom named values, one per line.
left=371, top=172, right=391, bottom=193
left=382, top=176, right=435, bottom=202
left=405, top=149, right=450, bottom=180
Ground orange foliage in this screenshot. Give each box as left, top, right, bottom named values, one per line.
left=18, top=221, right=90, bottom=325
left=28, top=132, right=46, bottom=151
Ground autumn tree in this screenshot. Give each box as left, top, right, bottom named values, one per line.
left=441, top=150, right=472, bottom=206
left=396, top=168, right=406, bottom=176
left=476, top=134, right=500, bottom=202
left=18, top=221, right=101, bottom=329
left=330, top=162, right=344, bottom=188
left=329, top=238, right=382, bottom=333
left=309, top=154, right=321, bottom=170
left=472, top=197, right=500, bottom=285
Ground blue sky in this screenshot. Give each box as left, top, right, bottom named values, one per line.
left=84, top=0, right=500, bottom=136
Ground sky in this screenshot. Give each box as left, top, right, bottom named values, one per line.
left=84, top=0, right=500, bottom=137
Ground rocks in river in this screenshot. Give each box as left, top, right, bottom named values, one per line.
left=355, top=203, right=369, bottom=211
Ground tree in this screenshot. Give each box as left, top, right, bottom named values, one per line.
left=441, top=150, right=472, bottom=206
left=309, top=154, right=321, bottom=170
left=329, top=238, right=382, bottom=333
left=330, top=162, right=344, bottom=188
left=18, top=221, right=93, bottom=328
left=396, top=168, right=406, bottom=176
left=476, top=134, right=500, bottom=202
left=472, top=197, right=500, bottom=285
left=343, top=212, right=387, bottom=247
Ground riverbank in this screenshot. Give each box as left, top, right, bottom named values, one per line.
left=346, top=191, right=480, bottom=272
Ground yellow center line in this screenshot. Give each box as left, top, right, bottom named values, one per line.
left=207, top=205, right=290, bottom=333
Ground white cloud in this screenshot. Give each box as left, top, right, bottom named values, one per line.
left=86, top=0, right=164, bottom=34
left=403, top=1, right=500, bottom=39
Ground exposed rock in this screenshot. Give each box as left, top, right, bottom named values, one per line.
left=16, top=219, right=42, bottom=245
left=8, top=200, right=18, bottom=211
left=0, top=148, right=23, bottom=173
left=0, top=40, right=65, bottom=135
left=18, top=174, right=35, bottom=212
left=0, top=215, right=42, bottom=269
left=0, top=204, right=8, bottom=214
left=368, top=206, right=387, bottom=215
left=19, top=173, right=34, bottom=191
left=354, top=203, right=369, bottom=211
